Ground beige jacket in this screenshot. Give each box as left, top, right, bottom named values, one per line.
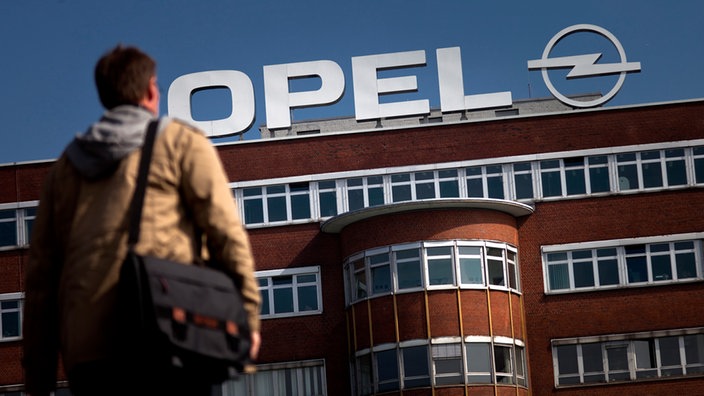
left=23, top=113, right=260, bottom=391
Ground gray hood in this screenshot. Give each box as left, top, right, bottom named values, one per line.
left=65, top=105, right=168, bottom=179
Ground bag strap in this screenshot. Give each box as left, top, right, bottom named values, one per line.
left=127, top=120, right=159, bottom=248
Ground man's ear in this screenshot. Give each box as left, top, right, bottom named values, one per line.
left=140, top=76, right=160, bottom=115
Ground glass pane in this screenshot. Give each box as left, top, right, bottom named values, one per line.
left=582, top=343, right=605, bottom=383
left=297, top=285, right=318, bottom=312
left=348, top=189, right=364, bottom=211
left=597, top=258, right=620, bottom=286
left=1, top=311, right=20, bottom=337
left=488, top=259, right=505, bottom=286
left=565, top=157, right=586, bottom=195
left=466, top=343, right=492, bottom=384
left=319, top=191, right=337, bottom=217
left=243, top=199, right=264, bottom=224
left=467, top=177, right=484, bottom=198
left=392, top=184, right=412, bottom=202
left=556, top=345, right=578, bottom=375
left=403, top=346, right=430, bottom=387
left=606, top=345, right=630, bottom=381
left=355, top=269, right=367, bottom=299
left=666, top=158, right=687, bottom=186
left=357, top=354, right=373, bottom=396
left=651, top=254, right=672, bottom=281
left=259, top=288, right=270, bottom=315
left=0, top=209, right=15, bottom=220
left=459, top=258, right=483, bottom=284
left=439, top=180, right=459, bottom=198
left=291, top=194, right=311, bottom=220
left=267, top=196, right=287, bottom=222
left=659, top=336, right=683, bottom=368
left=513, top=162, right=534, bottom=199
left=487, top=176, right=504, bottom=199
left=625, top=246, right=648, bottom=283
left=634, top=340, right=658, bottom=379
left=549, top=263, right=569, bottom=290
left=684, top=334, right=704, bottom=366
left=541, top=160, right=562, bottom=197
left=573, top=260, right=595, bottom=288
left=396, top=249, right=422, bottom=289
left=642, top=162, right=663, bottom=189
left=676, top=252, right=697, bottom=279
left=695, top=155, right=704, bottom=183
left=371, top=265, right=391, bottom=295
left=428, top=258, right=453, bottom=285
left=617, top=163, right=638, bottom=190
left=415, top=183, right=435, bottom=199
left=494, top=345, right=512, bottom=376
left=273, top=287, right=294, bottom=314
left=368, top=187, right=384, bottom=207
left=376, top=349, right=400, bottom=392
left=589, top=165, right=611, bottom=193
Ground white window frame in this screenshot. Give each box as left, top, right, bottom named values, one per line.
left=256, top=266, right=322, bottom=319
left=542, top=233, right=704, bottom=294
left=0, top=292, right=24, bottom=342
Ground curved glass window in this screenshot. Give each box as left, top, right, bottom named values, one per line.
left=343, top=240, right=519, bottom=306
left=353, top=337, right=526, bottom=394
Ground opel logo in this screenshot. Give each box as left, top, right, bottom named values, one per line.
left=528, top=24, right=641, bottom=108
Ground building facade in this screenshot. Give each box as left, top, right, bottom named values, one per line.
left=1, top=97, right=704, bottom=395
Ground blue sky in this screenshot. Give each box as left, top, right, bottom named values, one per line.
left=1, top=1, right=702, bottom=163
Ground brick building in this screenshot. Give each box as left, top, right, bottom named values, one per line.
left=1, top=97, right=703, bottom=395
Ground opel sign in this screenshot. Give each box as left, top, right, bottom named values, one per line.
left=168, top=24, right=641, bottom=138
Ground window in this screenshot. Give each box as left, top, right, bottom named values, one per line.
left=401, top=345, right=430, bottom=387
left=395, top=247, right=423, bottom=291
left=564, top=157, right=587, bottom=195
left=354, top=338, right=526, bottom=393
left=375, top=348, right=400, bottom=392
left=513, top=162, right=534, bottom=200
left=684, top=334, right=704, bottom=374
left=466, top=343, right=492, bottom=383
left=694, top=146, right=704, bottom=184
left=458, top=246, right=483, bottom=285
left=466, top=165, right=504, bottom=199
left=222, top=359, right=327, bottom=396
left=486, top=246, right=506, bottom=287
left=356, top=354, right=373, bottom=396
left=257, top=267, right=321, bottom=319
left=232, top=143, right=704, bottom=228
left=317, top=180, right=338, bottom=217
left=368, top=251, right=391, bottom=296
left=426, top=245, right=454, bottom=286
left=544, top=237, right=703, bottom=293
left=0, top=209, right=17, bottom=248
left=0, top=205, right=36, bottom=249
left=241, top=184, right=311, bottom=225
left=344, top=241, right=520, bottom=305
left=553, top=328, right=704, bottom=386
left=432, top=343, right=463, bottom=385
left=494, top=345, right=514, bottom=384
left=0, top=293, right=22, bottom=341
left=540, top=160, right=563, bottom=197
left=588, top=155, right=611, bottom=193
left=391, top=173, right=412, bottom=202
left=347, top=176, right=384, bottom=211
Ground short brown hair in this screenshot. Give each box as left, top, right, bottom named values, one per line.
left=94, top=45, right=156, bottom=110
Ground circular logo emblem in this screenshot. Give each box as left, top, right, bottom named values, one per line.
left=528, top=24, right=641, bottom=108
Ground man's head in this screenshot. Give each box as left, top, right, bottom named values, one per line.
left=94, top=45, right=159, bottom=114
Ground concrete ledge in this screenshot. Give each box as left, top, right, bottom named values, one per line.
left=320, top=198, right=534, bottom=233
